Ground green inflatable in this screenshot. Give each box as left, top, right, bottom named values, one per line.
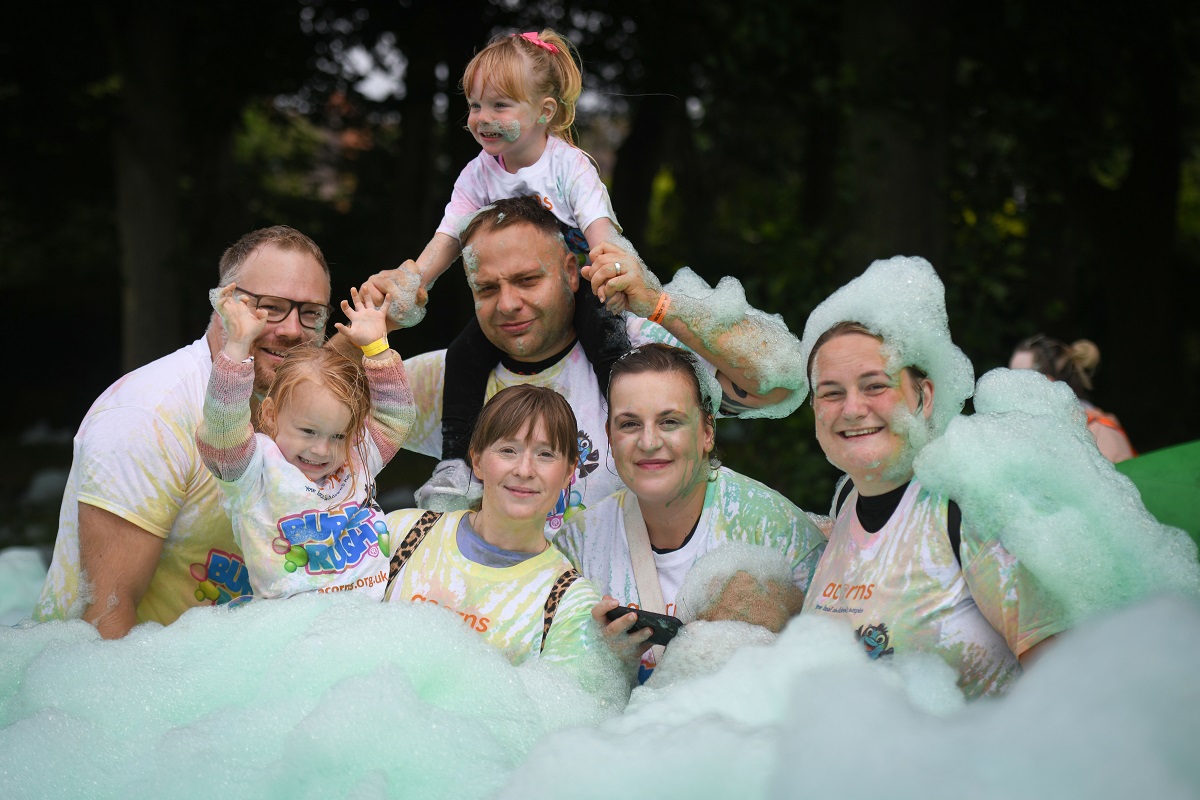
left=1116, top=439, right=1200, bottom=549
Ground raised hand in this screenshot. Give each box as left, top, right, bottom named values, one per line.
left=335, top=287, right=394, bottom=351
left=211, top=284, right=267, bottom=360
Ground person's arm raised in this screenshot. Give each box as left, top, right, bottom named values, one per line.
left=78, top=504, right=163, bottom=639
left=354, top=260, right=428, bottom=335
left=583, top=241, right=804, bottom=415
left=322, top=264, right=428, bottom=362
left=211, top=283, right=267, bottom=362
left=413, top=233, right=462, bottom=292
left=335, top=288, right=416, bottom=462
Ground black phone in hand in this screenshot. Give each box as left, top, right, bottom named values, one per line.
left=605, top=605, right=684, bottom=646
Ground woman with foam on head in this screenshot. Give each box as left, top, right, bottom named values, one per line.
left=552, top=343, right=826, bottom=684
left=379, top=385, right=612, bottom=680
left=378, top=28, right=631, bottom=511
left=196, top=284, right=416, bottom=601
left=796, top=256, right=1066, bottom=699
left=1009, top=334, right=1136, bottom=462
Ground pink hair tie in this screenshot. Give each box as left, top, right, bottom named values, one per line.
left=514, top=31, right=559, bottom=54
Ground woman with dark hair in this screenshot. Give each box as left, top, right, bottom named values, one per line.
left=380, top=384, right=603, bottom=668
left=1010, top=335, right=1135, bottom=462
left=553, top=343, right=826, bottom=682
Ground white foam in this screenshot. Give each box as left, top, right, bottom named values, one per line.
left=673, top=541, right=796, bottom=623
left=382, top=262, right=427, bottom=328
left=0, top=548, right=46, bottom=626
left=0, top=594, right=623, bottom=799
left=660, top=268, right=808, bottom=420
left=4, top=591, right=1198, bottom=797
left=916, top=368, right=1200, bottom=626
left=644, top=619, right=777, bottom=688
left=798, top=255, right=975, bottom=434
left=499, top=596, right=1200, bottom=799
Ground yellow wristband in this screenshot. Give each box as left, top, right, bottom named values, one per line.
left=648, top=292, right=671, bottom=325
left=360, top=337, right=389, bottom=357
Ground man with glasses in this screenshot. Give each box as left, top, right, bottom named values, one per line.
left=35, top=226, right=332, bottom=638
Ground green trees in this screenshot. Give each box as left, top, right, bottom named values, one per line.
left=2, top=0, right=1196, bottom=517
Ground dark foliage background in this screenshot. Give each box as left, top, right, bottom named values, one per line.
left=3, top=0, right=1197, bottom=547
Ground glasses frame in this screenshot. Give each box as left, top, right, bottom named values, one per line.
left=232, top=289, right=332, bottom=331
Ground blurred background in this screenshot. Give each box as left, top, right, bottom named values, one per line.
left=3, top=0, right=1198, bottom=551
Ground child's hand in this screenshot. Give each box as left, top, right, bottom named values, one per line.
left=335, top=287, right=394, bottom=350
left=583, top=242, right=662, bottom=318
left=211, top=284, right=268, bottom=359
left=359, top=261, right=427, bottom=331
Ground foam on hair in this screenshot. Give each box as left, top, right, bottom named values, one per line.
left=798, top=256, right=974, bottom=435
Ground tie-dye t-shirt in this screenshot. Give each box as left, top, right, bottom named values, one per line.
left=381, top=509, right=602, bottom=667
left=802, top=480, right=1067, bottom=699
left=552, top=467, right=827, bottom=675
left=196, top=350, right=415, bottom=601
left=35, top=338, right=252, bottom=626
left=402, top=316, right=699, bottom=533
left=436, top=135, right=619, bottom=242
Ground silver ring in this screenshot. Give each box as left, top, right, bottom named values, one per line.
left=614, top=262, right=622, bottom=275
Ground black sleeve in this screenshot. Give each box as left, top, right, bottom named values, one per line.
left=441, top=317, right=502, bottom=460
left=573, top=284, right=630, bottom=397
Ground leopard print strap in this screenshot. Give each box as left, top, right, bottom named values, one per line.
left=382, top=510, right=443, bottom=602
left=540, top=568, right=581, bottom=653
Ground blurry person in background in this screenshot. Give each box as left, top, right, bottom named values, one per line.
left=1009, top=335, right=1136, bottom=463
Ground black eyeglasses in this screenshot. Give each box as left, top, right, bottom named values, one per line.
left=232, top=289, right=331, bottom=330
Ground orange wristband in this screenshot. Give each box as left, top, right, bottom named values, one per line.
left=649, top=292, right=671, bottom=325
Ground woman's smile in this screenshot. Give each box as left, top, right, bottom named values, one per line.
left=608, top=371, right=714, bottom=508
left=811, top=332, right=933, bottom=495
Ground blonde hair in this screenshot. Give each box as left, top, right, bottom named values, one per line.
left=259, top=344, right=372, bottom=496
left=461, top=28, right=583, bottom=145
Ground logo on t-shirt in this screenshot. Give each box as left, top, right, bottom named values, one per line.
left=577, top=430, right=599, bottom=478
left=545, top=429, right=596, bottom=531
left=856, top=622, right=895, bottom=659
left=273, top=501, right=390, bottom=576
left=190, top=548, right=253, bottom=605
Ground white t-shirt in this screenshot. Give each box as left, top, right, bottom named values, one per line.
left=402, top=316, right=702, bottom=532
left=214, top=439, right=392, bottom=600
left=436, top=135, right=619, bottom=240
left=35, top=338, right=252, bottom=625
left=802, top=480, right=1067, bottom=699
